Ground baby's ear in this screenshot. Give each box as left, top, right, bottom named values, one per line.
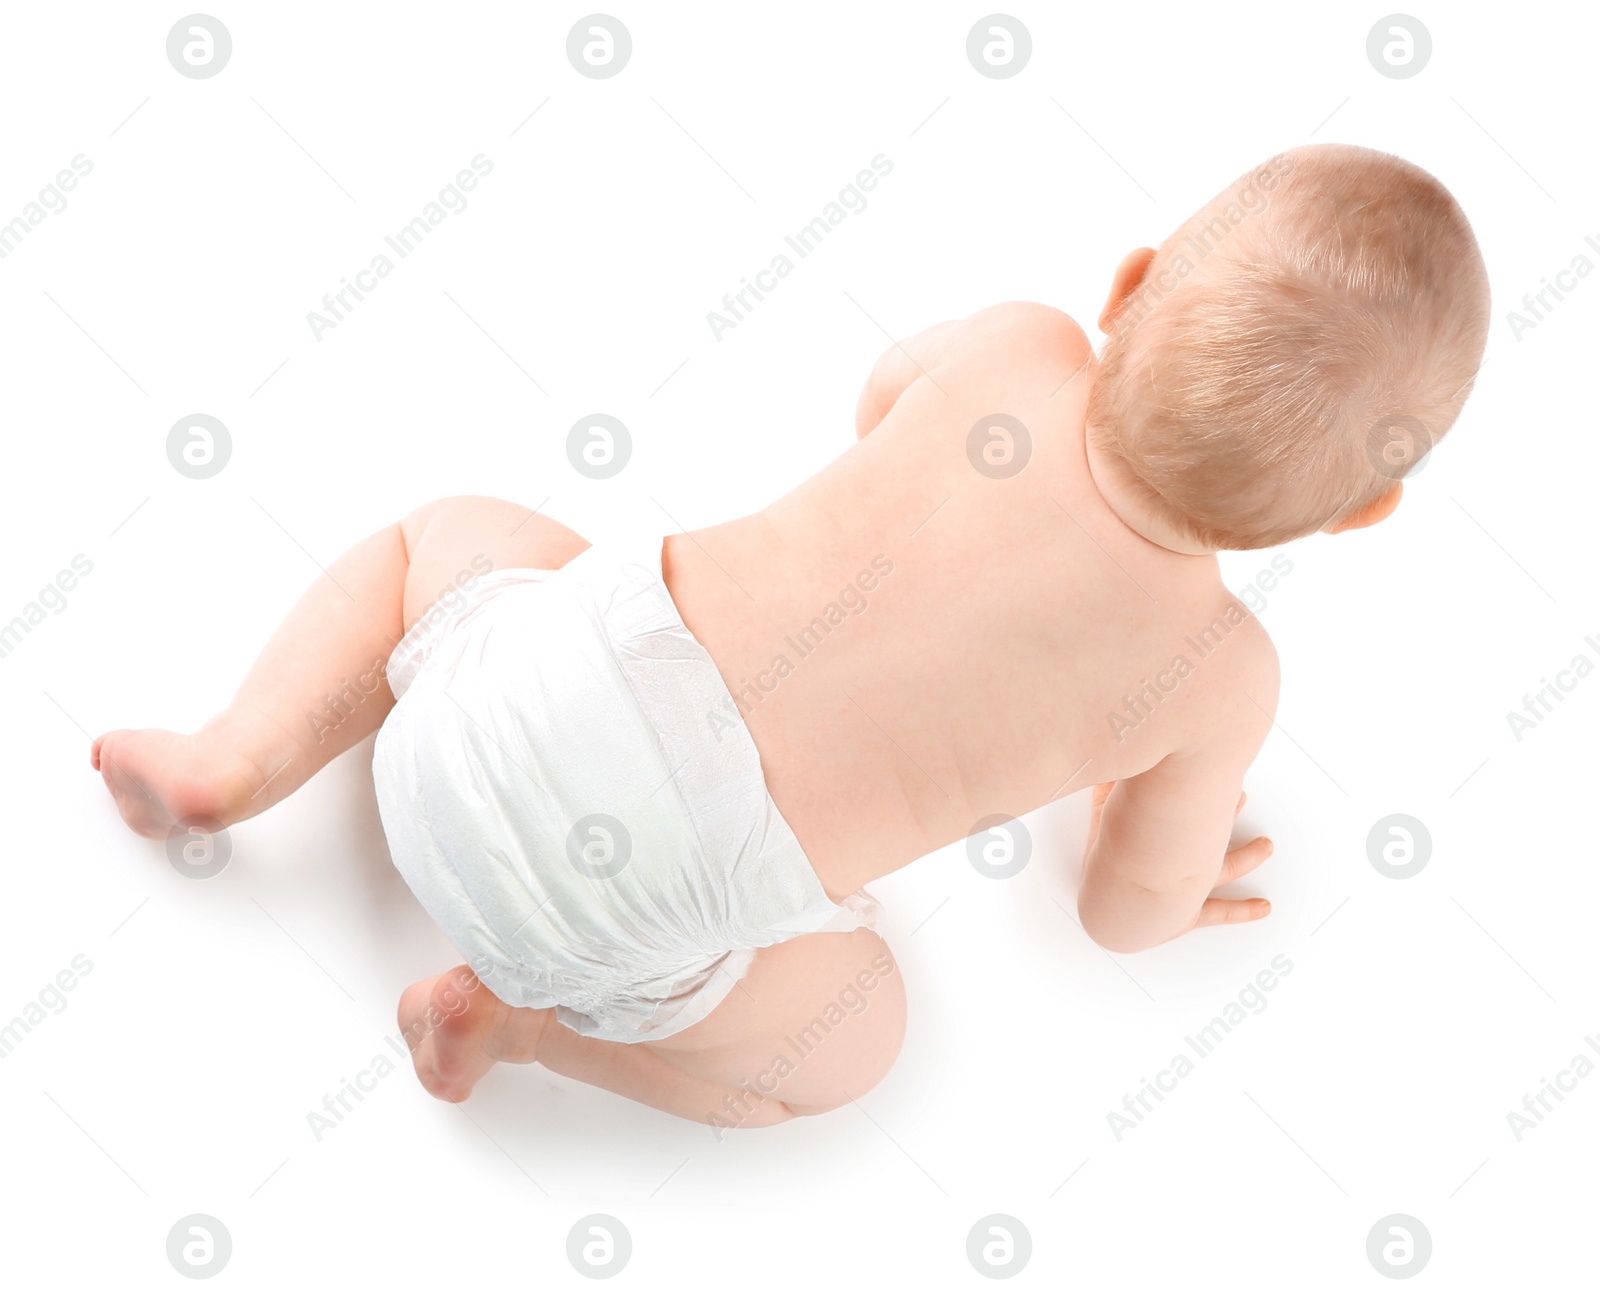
left=1325, top=484, right=1403, bottom=534
left=1098, top=247, right=1158, bottom=333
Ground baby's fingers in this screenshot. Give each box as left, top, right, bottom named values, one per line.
left=1194, top=896, right=1272, bottom=929
left=1220, top=835, right=1273, bottom=883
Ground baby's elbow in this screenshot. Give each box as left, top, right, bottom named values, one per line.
left=1077, top=895, right=1155, bottom=955
left=1088, top=926, right=1154, bottom=956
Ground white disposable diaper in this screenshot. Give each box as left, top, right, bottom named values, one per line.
left=371, top=536, right=879, bottom=1044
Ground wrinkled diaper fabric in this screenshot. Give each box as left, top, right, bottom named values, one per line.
left=372, top=536, right=879, bottom=1044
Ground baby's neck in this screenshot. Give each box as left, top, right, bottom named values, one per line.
left=1082, top=431, right=1216, bottom=557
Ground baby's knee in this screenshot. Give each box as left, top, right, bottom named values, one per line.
left=782, top=933, right=907, bottom=1115
left=397, top=495, right=491, bottom=556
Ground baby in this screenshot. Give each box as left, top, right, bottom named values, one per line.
left=93, top=143, right=1489, bottom=1130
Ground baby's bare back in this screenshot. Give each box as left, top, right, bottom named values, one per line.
left=664, top=303, right=1274, bottom=899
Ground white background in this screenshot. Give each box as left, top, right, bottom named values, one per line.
left=1, top=1, right=1594, bottom=1288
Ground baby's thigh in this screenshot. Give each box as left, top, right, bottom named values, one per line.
left=398, top=495, right=590, bottom=627
left=652, top=927, right=907, bottom=1116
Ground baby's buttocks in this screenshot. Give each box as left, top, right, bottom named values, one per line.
left=383, top=568, right=557, bottom=701
left=370, top=543, right=878, bottom=1044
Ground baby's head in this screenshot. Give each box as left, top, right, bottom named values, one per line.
left=1085, top=144, right=1490, bottom=552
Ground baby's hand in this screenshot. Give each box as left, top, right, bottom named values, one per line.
left=1086, top=783, right=1273, bottom=943
left=1184, top=789, right=1273, bottom=935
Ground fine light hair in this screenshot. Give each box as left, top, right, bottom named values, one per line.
left=1086, top=144, right=1491, bottom=551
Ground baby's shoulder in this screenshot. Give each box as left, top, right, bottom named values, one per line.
left=951, top=301, right=1095, bottom=374
left=1173, top=588, right=1283, bottom=747
left=1219, top=600, right=1281, bottom=695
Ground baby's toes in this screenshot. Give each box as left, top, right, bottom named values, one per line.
left=91, top=729, right=130, bottom=773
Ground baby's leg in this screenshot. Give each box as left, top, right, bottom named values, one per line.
left=93, top=496, right=587, bottom=838
left=402, top=928, right=907, bottom=1129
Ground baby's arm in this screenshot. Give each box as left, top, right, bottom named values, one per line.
left=1077, top=642, right=1279, bottom=953
left=853, top=318, right=957, bottom=437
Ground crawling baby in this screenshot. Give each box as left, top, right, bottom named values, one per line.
left=93, top=144, right=1489, bottom=1129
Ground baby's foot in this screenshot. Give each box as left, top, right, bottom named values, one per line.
left=398, top=965, right=550, bottom=1103
left=90, top=727, right=254, bottom=840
